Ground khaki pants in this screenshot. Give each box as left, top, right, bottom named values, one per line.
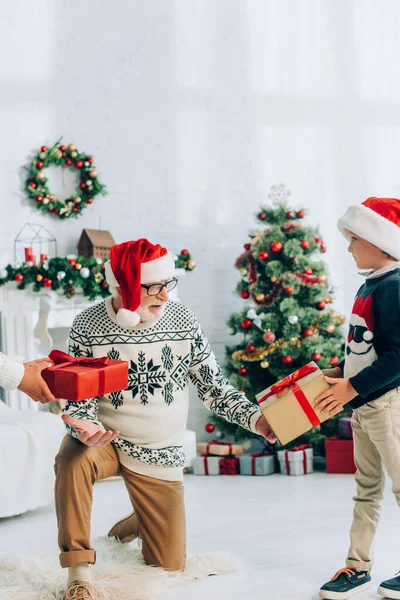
left=54, top=435, right=186, bottom=571
left=346, top=388, right=400, bottom=571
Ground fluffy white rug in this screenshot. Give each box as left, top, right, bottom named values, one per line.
left=0, top=536, right=238, bottom=600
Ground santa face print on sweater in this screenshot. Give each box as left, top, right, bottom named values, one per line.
left=344, top=291, right=377, bottom=379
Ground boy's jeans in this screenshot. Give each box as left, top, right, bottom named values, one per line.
left=346, top=388, right=400, bottom=571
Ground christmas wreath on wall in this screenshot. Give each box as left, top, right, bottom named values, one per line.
left=0, top=250, right=196, bottom=301
left=24, top=140, right=106, bottom=219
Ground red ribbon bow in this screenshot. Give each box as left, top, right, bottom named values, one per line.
left=49, top=350, right=110, bottom=370
left=257, top=363, right=320, bottom=429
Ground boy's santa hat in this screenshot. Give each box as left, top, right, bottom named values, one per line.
left=105, top=239, right=175, bottom=327
left=338, top=197, right=400, bottom=259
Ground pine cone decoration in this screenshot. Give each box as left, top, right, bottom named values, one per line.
left=65, top=284, right=75, bottom=298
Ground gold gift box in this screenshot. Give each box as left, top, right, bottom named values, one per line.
left=196, top=442, right=244, bottom=456
left=256, top=362, right=331, bottom=446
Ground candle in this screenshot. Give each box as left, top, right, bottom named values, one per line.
left=31, top=255, right=37, bottom=265
left=24, top=247, right=33, bottom=261
left=40, top=253, right=48, bottom=262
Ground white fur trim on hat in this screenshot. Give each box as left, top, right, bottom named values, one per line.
left=104, top=260, right=118, bottom=287
left=337, top=204, right=400, bottom=260
left=116, top=308, right=141, bottom=327
left=141, top=251, right=175, bottom=284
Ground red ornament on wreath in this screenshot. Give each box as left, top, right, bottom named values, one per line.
left=270, top=241, right=283, bottom=253
left=205, top=423, right=215, bottom=433
left=241, top=319, right=252, bottom=329
left=286, top=210, right=295, bottom=219
left=181, top=249, right=189, bottom=256
left=320, top=245, right=327, bottom=253
left=244, top=243, right=251, bottom=251
left=240, top=290, right=249, bottom=299
left=282, top=355, right=293, bottom=365
left=263, top=331, right=276, bottom=344
left=24, top=139, right=107, bottom=220
left=301, top=240, right=309, bottom=249
left=316, top=300, right=326, bottom=310
left=15, top=273, right=23, bottom=282
left=238, top=367, right=247, bottom=375
left=312, top=352, right=321, bottom=362
left=315, top=237, right=322, bottom=245
left=258, top=251, right=269, bottom=261
left=258, top=211, right=267, bottom=220
left=330, top=356, right=339, bottom=366
left=43, top=278, right=52, bottom=288
left=296, top=210, right=305, bottom=218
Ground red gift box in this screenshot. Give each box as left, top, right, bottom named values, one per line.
left=325, top=436, right=356, bottom=474
left=219, top=457, right=240, bottom=475
left=42, top=350, right=128, bottom=402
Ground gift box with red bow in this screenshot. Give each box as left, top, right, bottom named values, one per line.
left=277, top=445, right=313, bottom=476
left=239, top=452, right=275, bottom=476
left=256, top=362, right=331, bottom=446
left=196, top=440, right=244, bottom=456
left=193, top=455, right=240, bottom=475
left=41, top=350, right=129, bottom=402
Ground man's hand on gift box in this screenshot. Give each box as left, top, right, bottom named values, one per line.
left=315, top=377, right=358, bottom=415
left=62, top=415, right=119, bottom=448
left=255, top=415, right=277, bottom=443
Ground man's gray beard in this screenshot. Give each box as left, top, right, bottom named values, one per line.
left=136, top=303, right=166, bottom=326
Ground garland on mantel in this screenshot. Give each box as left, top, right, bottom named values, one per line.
left=0, top=250, right=196, bottom=301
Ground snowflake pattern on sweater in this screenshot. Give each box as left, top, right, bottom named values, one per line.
left=64, top=299, right=261, bottom=477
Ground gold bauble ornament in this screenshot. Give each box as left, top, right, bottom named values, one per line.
left=53, top=149, right=63, bottom=159
left=42, top=198, right=49, bottom=205
left=36, top=274, right=43, bottom=282
left=256, top=293, right=265, bottom=302
left=240, top=268, right=247, bottom=277
left=39, top=152, right=46, bottom=159
left=70, top=151, right=78, bottom=158
left=326, top=324, right=335, bottom=334
left=89, top=170, right=97, bottom=178
left=260, top=360, right=270, bottom=368
left=271, top=276, right=277, bottom=283
left=85, top=180, right=93, bottom=186
left=68, top=144, right=76, bottom=151
left=75, top=263, right=82, bottom=271
left=36, top=171, right=45, bottom=180
left=187, top=259, right=196, bottom=270
left=74, top=197, right=82, bottom=204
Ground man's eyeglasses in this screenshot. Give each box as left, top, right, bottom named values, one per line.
left=141, top=278, right=178, bottom=296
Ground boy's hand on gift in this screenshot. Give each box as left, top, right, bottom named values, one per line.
left=315, top=377, right=358, bottom=415
left=62, top=415, right=119, bottom=447
left=255, top=416, right=277, bottom=443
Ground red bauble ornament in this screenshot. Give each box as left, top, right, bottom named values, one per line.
left=296, top=210, right=305, bottom=218
left=301, top=240, right=309, bottom=249
left=79, top=183, right=86, bottom=190
left=35, top=195, right=43, bottom=203
left=330, top=356, right=339, bottom=366
left=87, top=198, right=94, bottom=204
left=282, top=355, right=293, bottom=365
left=259, top=251, right=269, bottom=261
left=315, top=237, right=322, bottom=245
left=59, top=145, right=66, bottom=151
left=87, top=157, right=93, bottom=164
left=241, top=319, right=252, bottom=329
left=76, top=160, right=84, bottom=168
left=325, top=297, right=332, bottom=304
left=303, top=328, right=314, bottom=337
left=238, top=367, right=247, bottom=375
left=263, top=331, right=276, bottom=344
left=29, top=182, right=37, bottom=189
left=15, top=273, right=23, bottom=282
left=286, top=210, right=295, bottom=219
left=285, top=286, right=294, bottom=294
left=240, top=290, right=249, bottom=299
left=37, top=161, right=44, bottom=169
left=181, top=249, right=189, bottom=255
left=73, top=207, right=79, bottom=212
left=41, top=145, right=47, bottom=152
left=320, top=245, right=327, bottom=253
left=68, top=259, right=76, bottom=266
left=304, top=268, right=313, bottom=275
left=244, top=243, right=250, bottom=251
left=54, top=209, right=60, bottom=215
left=258, top=212, right=267, bottom=220
left=270, top=241, right=283, bottom=253
left=316, top=301, right=326, bottom=310
left=312, top=352, right=321, bottom=362
left=65, top=158, right=73, bottom=166
left=246, top=344, right=255, bottom=353
left=43, top=278, right=52, bottom=288
left=205, top=423, right=215, bottom=433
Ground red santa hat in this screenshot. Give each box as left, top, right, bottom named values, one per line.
left=104, top=239, right=175, bottom=327
left=337, top=197, right=400, bottom=259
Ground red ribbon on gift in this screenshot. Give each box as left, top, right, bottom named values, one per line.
left=201, top=454, right=209, bottom=475
left=220, top=457, right=239, bottom=475
left=284, top=444, right=309, bottom=475
left=48, top=350, right=110, bottom=396
left=206, top=440, right=233, bottom=455
left=257, top=364, right=321, bottom=428
left=250, top=451, right=273, bottom=475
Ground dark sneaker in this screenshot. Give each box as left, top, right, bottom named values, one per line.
left=319, top=567, right=372, bottom=599
left=378, top=574, right=400, bottom=598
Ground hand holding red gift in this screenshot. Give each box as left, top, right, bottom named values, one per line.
left=62, top=415, right=119, bottom=448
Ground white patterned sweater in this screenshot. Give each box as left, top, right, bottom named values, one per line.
left=64, top=298, right=262, bottom=481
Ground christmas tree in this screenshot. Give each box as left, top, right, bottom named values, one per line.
left=208, top=185, right=348, bottom=455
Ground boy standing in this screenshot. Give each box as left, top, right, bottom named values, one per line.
left=315, top=197, right=400, bottom=600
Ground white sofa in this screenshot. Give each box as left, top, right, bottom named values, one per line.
left=0, top=402, right=66, bottom=518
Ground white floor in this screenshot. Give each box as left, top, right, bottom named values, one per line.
left=1, top=473, right=399, bottom=600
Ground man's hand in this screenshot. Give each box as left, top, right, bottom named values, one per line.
left=315, top=376, right=358, bottom=415
left=18, top=358, right=58, bottom=404
left=255, top=415, right=277, bottom=443
left=62, top=415, right=119, bottom=448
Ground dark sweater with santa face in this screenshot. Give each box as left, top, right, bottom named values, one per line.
left=341, top=268, right=400, bottom=409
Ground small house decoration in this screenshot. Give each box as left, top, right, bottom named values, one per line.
left=77, top=229, right=115, bottom=260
